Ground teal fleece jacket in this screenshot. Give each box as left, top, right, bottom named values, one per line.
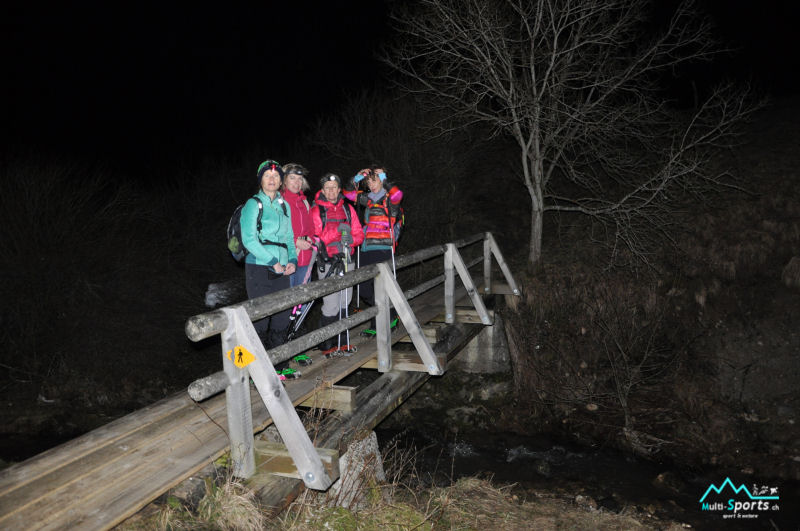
left=240, top=190, right=298, bottom=268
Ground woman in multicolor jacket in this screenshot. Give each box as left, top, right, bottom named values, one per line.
left=344, top=165, right=403, bottom=310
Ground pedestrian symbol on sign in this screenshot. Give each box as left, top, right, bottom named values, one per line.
left=226, top=345, right=256, bottom=368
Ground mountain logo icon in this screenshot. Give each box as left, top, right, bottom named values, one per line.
left=699, top=478, right=780, bottom=503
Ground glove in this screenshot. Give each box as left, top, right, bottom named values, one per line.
left=377, top=171, right=387, bottom=181
left=353, top=169, right=369, bottom=183
left=340, top=231, right=353, bottom=246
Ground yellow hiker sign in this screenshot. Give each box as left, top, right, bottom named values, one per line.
left=226, top=345, right=256, bottom=368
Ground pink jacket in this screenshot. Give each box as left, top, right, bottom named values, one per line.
left=311, top=191, right=364, bottom=258
left=282, top=189, right=315, bottom=267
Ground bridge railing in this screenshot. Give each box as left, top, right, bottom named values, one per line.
left=183, top=231, right=519, bottom=489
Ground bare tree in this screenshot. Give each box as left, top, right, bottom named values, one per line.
left=384, top=0, right=760, bottom=264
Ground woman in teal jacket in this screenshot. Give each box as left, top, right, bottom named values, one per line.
left=241, top=159, right=298, bottom=349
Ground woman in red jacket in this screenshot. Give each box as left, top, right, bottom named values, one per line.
left=311, top=173, right=363, bottom=350
left=281, top=163, right=315, bottom=288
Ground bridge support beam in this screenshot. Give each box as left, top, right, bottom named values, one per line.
left=450, top=313, right=511, bottom=374
left=298, top=385, right=356, bottom=412
left=251, top=442, right=339, bottom=484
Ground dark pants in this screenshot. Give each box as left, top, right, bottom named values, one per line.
left=357, top=248, right=393, bottom=306
left=245, top=263, right=291, bottom=346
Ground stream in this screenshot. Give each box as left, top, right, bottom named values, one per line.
left=375, top=427, right=799, bottom=530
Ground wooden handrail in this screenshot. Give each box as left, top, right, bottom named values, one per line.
left=184, top=232, right=487, bottom=342
left=187, top=254, right=485, bottom=402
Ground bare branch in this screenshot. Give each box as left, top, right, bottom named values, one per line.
left=384, top=0, right=761, bottom=264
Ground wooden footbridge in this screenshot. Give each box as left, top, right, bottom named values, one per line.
left=0, top=232, right=519, bottom=530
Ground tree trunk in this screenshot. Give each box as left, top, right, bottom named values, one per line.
left=528, top=205, right=542, bottom=264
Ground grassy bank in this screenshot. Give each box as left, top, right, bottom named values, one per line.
left=121, top=473, right=687, bottom=530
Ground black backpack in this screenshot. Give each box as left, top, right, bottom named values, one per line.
left=227, top=196, right=288, bottom=262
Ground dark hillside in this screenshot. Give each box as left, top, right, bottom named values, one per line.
left=496, top=97, right=800, bottom=480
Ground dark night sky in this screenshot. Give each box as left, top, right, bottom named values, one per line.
left=2, top=1, right=797, bottom=165
left=2, top=2, right=387, bottom=161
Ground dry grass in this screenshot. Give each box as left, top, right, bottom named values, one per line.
left=276, top=476, right=683, bottom=531
left=118, top=473, right=266, bottom=530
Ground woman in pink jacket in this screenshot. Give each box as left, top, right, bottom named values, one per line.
left=281, top=163, right=316, bottom=287
left=311, top=173, right=364, bottom=350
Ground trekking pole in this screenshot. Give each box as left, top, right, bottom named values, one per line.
left=337, top=260, right=344, bottom=350
left=337, top=223, right=353, bottom=350
left=356, top=246, right=361, bottom=309
left=390, top=218, right=397, bottom=279
left=286, top=245, right=318, bottom=335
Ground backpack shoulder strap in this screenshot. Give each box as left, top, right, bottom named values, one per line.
left=317, top=202, right=350, bottom=226
left=253, top=196, right=264, bottom=233
left=318, top=203, right=327, bottom=227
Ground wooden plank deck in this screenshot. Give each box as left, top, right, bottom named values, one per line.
left=0, top=279, right=487, bottom=530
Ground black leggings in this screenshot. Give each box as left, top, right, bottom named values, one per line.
left=245, top=263, right=291, bottom=335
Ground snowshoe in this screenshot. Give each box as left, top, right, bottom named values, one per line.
left=323, top=345, right=357, bottom=359
left=276, top=367, right=302, bottom=379
left=293, top=354, right=313, bottom=366
left=359, top=318, right=399, bottom=337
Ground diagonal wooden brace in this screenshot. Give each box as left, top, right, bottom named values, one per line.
left=445, top=243, right=492, bottom=325
left=375, top=262, right=444, bottom=375
left=220, top=307, right=333, bottom=490
left=484, top=232, right=521, bottom=296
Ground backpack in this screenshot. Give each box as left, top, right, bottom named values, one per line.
left=227, top=196, right=288, bottom=262
left=356, top=192, right=406, bottom=248
left=317, top=201, right=351, bottom=227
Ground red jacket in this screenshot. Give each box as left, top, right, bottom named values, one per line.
left=311, top=190, right=364, bottom=258
left=282, top=188, right=315, bottom=267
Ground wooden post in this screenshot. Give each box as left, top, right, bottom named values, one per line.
left=220, top=308, right=255, bottom=479
left=375, top=266, right=393, bottom=373
left=483, top=235, right=492, bottom=294
left=222, top=307, right=333, bottom=490
left=444, top=245, right=455, bottom=324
